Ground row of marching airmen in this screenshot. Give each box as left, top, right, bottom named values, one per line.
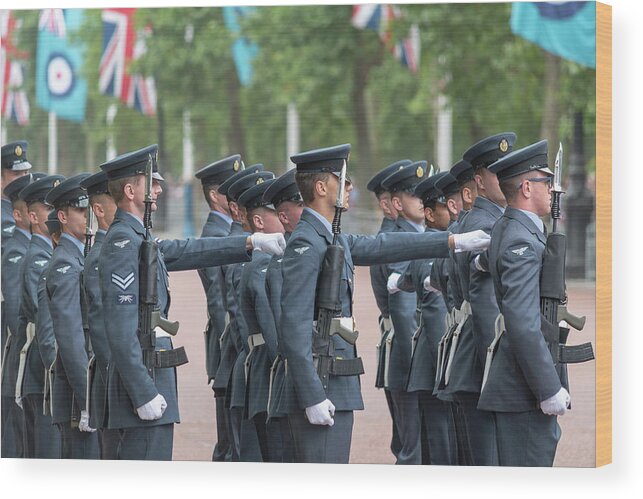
left=0, top=134, right=592, bottom=464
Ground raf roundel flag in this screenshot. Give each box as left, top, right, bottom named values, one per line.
left=36, top=9, right=87, bottom=122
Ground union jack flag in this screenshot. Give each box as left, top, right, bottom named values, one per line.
left=38, top=9, right=66, bottom=37
left=1, top=10, right=29, bottom=126
left=99, top=8, right=156, bottom=116
left=351, top=4, right=420, bottom=73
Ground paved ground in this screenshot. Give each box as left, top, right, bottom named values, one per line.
left=169, top=267, right=596, bottom=466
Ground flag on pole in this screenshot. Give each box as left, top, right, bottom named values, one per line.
left=35, top=9, right=87, bottom=122
left=100, top=8, right=157, bottom=116
left=351, top=4, right=420, bottom=73
left=1, top=10, right=30, bottom=126
left=510, top=1, right=596, bottom=68
left=223, top=6, right=259, bottom=86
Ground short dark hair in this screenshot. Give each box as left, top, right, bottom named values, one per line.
left=201, top=183, right=219, bottom=209
left=108, top=175, right=141, bottom=204
left=499, top=172, right=529, bottom=204
left=295, top=171, right=330, bottom=204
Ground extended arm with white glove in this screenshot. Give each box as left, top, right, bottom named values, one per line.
left=305, top=398, right=335, bottom=426
left=452, top=229, right=491, bottom=253
left=539, top=387, right=570, bottom=416
left=136, top=393, right=167, bottom=421
left=249, top=232, right=287, bottom=256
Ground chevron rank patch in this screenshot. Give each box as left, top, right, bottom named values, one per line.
left=116, top=294, right=136, bottom=305
left=112, top=271, right=135, bottom=291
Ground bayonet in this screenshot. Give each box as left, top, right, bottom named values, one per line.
left=551, top=142, right=564, bottom=233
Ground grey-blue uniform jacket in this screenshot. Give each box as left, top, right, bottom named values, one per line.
left=46, top=234, right=89, bottom=424
left=229, top=260, right=249, bottom=409
left=1, top=197, right=15, bottom=253
left=99, top=209, right=251, bottom=429
left=83, top=230, right=111, bottom=429
left=1, top=228, right=30, bottom=397
left=368, top=217, right=396, bottom=318
left=212, top=221, right=245, bottom=391
left=398, top=228, right=447, bottom=393
left=265, top=244, right=289, bottom=418
left=19, top=235, right=53, bottom=398
left=37, top=267, right=57, bottom=406
left=240, top=250, right=278, bottom=419
left=278, top=208, right=450, bottom=413
left=451, top=196, right=505, bottom=394
left=385, top=217, right=420, bottom=391
left=197, top=212, right=231, bottom=382
left=477, top=207, right=562, bottom=412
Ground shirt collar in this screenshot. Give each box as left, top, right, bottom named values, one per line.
left=407, top=219, right=425, bottom=233
left=122, top=210, right=145, bottom=228
left=211, top=210, right=233, bottom=227
left=518, top=209, right=544, bottom=233
left=34, top=233, right=53, bottom=249
left=61, top=232, right=85, bottom=254
left=15, top=227, right=31, bottom=240
left=97, top=229, right=107, bottom=235
left=304, top=207, right=333, bottom=236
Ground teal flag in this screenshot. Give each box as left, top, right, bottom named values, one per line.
left=36, top=9, right=87, bottom=121
left=510, top=2, right=596, bottom=68
left=223, top=6, right=259, bottom=86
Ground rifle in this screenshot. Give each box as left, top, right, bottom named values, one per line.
left=138, top=156, right=186, bottom=380
left=539, top=143, right=594, bottom=385
left=313, top=160, right=363, bottom=391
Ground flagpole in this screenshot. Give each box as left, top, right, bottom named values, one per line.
left=436, top=92, right=452, bottom=170
left=48, top=111, right=57, bottom=174
left=286, top=102, right=299, bottom=169
left=182, top=108, right=195, bottom=238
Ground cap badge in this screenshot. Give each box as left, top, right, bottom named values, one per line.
left=416, top=166, right=424, bottom=178
left=15, top=145, right=23, bottom=157
left=53, top=179, right=61, bottom=188
left=499, top=138, right=509, bottom=153
left=256, top=177, right=264, bottom=185
left=233, top=160, right=240, bottom=172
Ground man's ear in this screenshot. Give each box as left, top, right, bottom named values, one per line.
left=315, top=178, right=328, bottom=198
left=447, top=198, right=458, bottom=217
left=424, top=207, right=435, bottom=224
left=57, top=208, right=67, bottom=225
left=252, top=213, right=264, bottom=232
left=391, top=194, right=403, bottom=213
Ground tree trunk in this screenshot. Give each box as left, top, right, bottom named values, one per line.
left=540, top=51, right=561, bottom=149
left=226, top=65, right=246, bottom=157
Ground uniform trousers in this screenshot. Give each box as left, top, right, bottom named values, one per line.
left=418, top=391, right=456, bottom=465
left=229, top=406, right=262, bottom=462
left=252, top=411, right=287, bottom=462
left=453, top=392, right=499, bottom=465
left=1, top=396, right=20, bottom=457
left=212, top=396, right=232, bottom=461
left=118, top=424, right=173, bottom=461
left=288, top=410, right=353, bottom=464
left=494, top=409, right=561, bottom=467
left=58, top=424, right=99, bottom=459
left=22, top=393, right=61, bottom=458
left=384, top=388, right=402, bottom=459
left=99, top=428, right=121, bottom=460
left=390, top=390, right=422, bottom=465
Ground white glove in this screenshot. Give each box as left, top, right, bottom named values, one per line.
left=250, top=232, right=286, bottom=256
left=136, top=393, right=167, bottom=421
left=386, top=273, right=401, bottom=294
left=78, top=410, right=96, bottom=432
left=305, top=398, right=335, bottom=426
left=423, top=275, right=440, bottom=293
left=14, top=396, right=23, bottom=409
left=453, top=229, right=491, bottom=253
left=540, top=387, right=571, bottom=416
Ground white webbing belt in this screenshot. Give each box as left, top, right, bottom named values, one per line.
left=481, top=313, right=505, bottom=391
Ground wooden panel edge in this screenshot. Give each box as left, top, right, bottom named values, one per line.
left=595, top=0, right=612, bottom=467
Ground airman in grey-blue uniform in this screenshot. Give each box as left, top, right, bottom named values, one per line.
left=15, top=175, right=65, bottom=458
left=263, top=168, right=303, bottom=463
left=445, top=133, right=517, bottom=466
left=79, top=170, right=121, bottom=459
left=194, top=154, right=244, bottom=461
left=44, top=173, right=100, bottom=459
left=380, top=161, right=429, bottom=465
left=278, top=144, right=489, bottom=463
left=366, top=159, right=410, bottom=460
left=479, top=140, right=570, bottom=466
left=237, top=176, right=287, bottom=462
left=225, top=170, right=274, bottom=462
left=396, top=172, right=456, bottom=465
left=97, top=145, right=284, bottom=460
left=1, top=171, right=40, bottom=458
left=2, top=141, right=32, bottom=255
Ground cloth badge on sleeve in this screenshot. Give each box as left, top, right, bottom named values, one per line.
left=117, top=294, right=137, bottom=305
left=35, top=260, right=48, bottom=267
left=56, top=265, right=70, bottom=274
left=511, top=246, right=529, bottom=256
left=294, top=246, right=310, bottom=255
left=3, top=226, right=15, bottom=233
left=113, top=239, right=131, bottom=248
left=8, top=255, right=22, bottom=264
left=111, top=271, right=135, bottom=291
